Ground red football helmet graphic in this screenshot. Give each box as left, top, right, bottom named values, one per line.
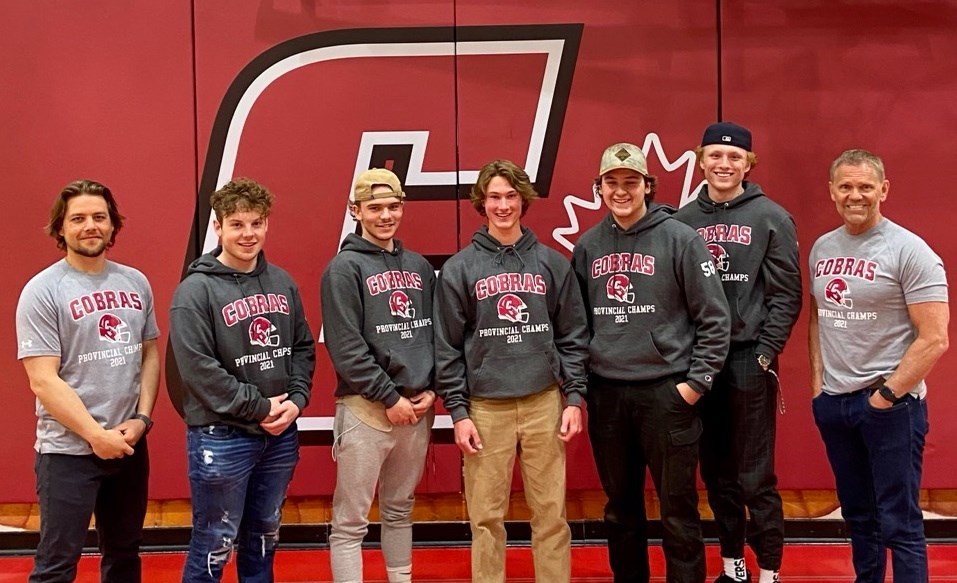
left=389, top=290, right=415, bottom=319
left=248, top=316, right=280, bottom=347
left=98, top=314, right=130, bottom=343
left=824, top=278, right=853, bottom=309
left=606, top=273, right=635, bottom=304
left=497, top=293, right=530, bottom=324
left=707, top=243, right=730, bottom=272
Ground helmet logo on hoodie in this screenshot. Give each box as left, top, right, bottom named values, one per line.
left=249, top=316, right=280, bottom=347
left=388, top=290, right=416, bottom=319
left=497, top=293, right=530, bottom=324
left=824, top=278, right=854, bottom=309
left=98, top=314, right=131, bottom=343
left=605, top=273, right=635, bottom=304
left=706, top=243, right=731, bottom=272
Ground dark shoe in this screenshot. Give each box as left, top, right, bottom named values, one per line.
left=714, top=572, right=752, bottom=583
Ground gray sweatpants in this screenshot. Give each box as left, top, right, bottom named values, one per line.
left=329, top=403, right=432, bottom=583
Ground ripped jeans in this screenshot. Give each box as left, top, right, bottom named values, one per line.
left=182, top=424, right=299, bottom=583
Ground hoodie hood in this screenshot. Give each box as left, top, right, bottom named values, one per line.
left=339, top=232, right=405, bottom=255
left=186, top=246, right=268, bottom=277
left=337, top=232, right=411, bottom=274
left=470, top=226, right=539, bottom=272
left=693, top=181, right=766, bottom=213
left=598, top=203, right=675, bottom=255
left=471, top=225, right=538, bottom=252
left=608, top=202, right=674, bottom=235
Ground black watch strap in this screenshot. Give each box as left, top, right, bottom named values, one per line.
left=877, top=384, right=901, bottom=404
left=132, top=413, right=153, bottom=433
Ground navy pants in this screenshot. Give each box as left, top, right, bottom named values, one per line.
left=698, top=342, right=784, bottom=570
left=813, top=391, right=928, bottom=583
left=182, top=424, right=299, bottom=583
left=586, top=375, right=705, bottom=583
left=31, top=439, right=149, bottom=583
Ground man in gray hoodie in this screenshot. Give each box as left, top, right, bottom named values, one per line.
left=321, top=168, right=436, bottom=583
left=572, top=143, right=730, bottom=583
left=435, top=159, right=589, bottom=583
left=674, top=122, right=801, bottom=583
left=169, top=178, right=316, bottom=583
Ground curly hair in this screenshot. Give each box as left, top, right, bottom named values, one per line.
left=210, top=177, right=274, bottom=223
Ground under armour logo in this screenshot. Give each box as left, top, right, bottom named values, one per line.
left=20, top=339, right=33, bottom=349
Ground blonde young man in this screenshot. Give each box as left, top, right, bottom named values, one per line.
left=322, top=168, right=436, bottom=583
left=675, top=122, right=801, bottom=583
left=435, top=160, right=589, bottom=583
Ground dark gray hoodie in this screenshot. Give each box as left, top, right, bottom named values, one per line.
left=169, top=248, right=315, bottom=432
left=673, top=181, right=802, bottom=359
left=435, top=226, right=589, bottom=422
left=320, top=233, right=435, bottom=407
left=571, top=204, right=730, bottom=393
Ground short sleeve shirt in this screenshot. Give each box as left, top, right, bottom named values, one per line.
left=809, top=219, right=947, bottom=397
left=16, top=259, right=160, bottom=454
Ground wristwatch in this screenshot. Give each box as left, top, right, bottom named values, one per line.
left=877, top=384, right=901, bottom=405
left=132, top=413, right=154, bottom=434
left=757, top=354, right=771, bottom=370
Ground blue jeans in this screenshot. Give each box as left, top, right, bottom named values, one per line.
left=31, top=440, right=149, bottom=583
left=812, top=391, right=928, bottom=583
left=182, top=425, right=299, bottom=583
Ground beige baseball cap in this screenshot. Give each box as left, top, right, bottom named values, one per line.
left=599, top=143, right=648, bottom=176
left=352, top=168, right=405, bottom=202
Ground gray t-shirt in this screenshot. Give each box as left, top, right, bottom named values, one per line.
left=16, top=259, right=160, bottom=454
left=810, top=219, right=948, bottom=397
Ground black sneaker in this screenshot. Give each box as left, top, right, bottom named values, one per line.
left=714, top=572, right=752, bottom=583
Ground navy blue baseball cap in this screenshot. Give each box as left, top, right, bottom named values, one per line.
left=701, top=122, right=752, bottom=151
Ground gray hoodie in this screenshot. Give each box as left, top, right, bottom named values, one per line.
left=571, top=204, right=730, bottom=393
left=673, top=181, right=802, bottom=359
left=169, top=248, right=315, bottom=432
left=320, top=233, right=435, bottom=407
left=435, top=226, right=589, bottom=422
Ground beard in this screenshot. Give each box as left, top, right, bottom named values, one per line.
left=68, top=238, right=108, bottom=258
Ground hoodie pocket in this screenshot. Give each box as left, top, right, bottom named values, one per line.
left=469, top=351, right=558, bottom=397
left=385, top=342, right=433, bottom=392
left=591, top=329, right=671, bottom=372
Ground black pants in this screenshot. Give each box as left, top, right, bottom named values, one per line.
left=31, top=439, right=149, bottom=583
left=586, top=375, right=705, bottom=583
left=699, top=342, right=783, bottom=570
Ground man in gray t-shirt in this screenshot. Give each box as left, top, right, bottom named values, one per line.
left=809, top=150, right=948, bottom=583
left=16, top=180, right=159, bottom=583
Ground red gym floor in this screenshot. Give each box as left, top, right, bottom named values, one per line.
left=2, top=544, right=956, bottom=582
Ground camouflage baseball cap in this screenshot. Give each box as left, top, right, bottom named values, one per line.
left=599, top=143, right=648, bottom=176
left=352, top=168, right=405, bottom=202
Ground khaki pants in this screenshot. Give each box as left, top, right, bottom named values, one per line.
left=464, top=386, right=570, bottom=583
